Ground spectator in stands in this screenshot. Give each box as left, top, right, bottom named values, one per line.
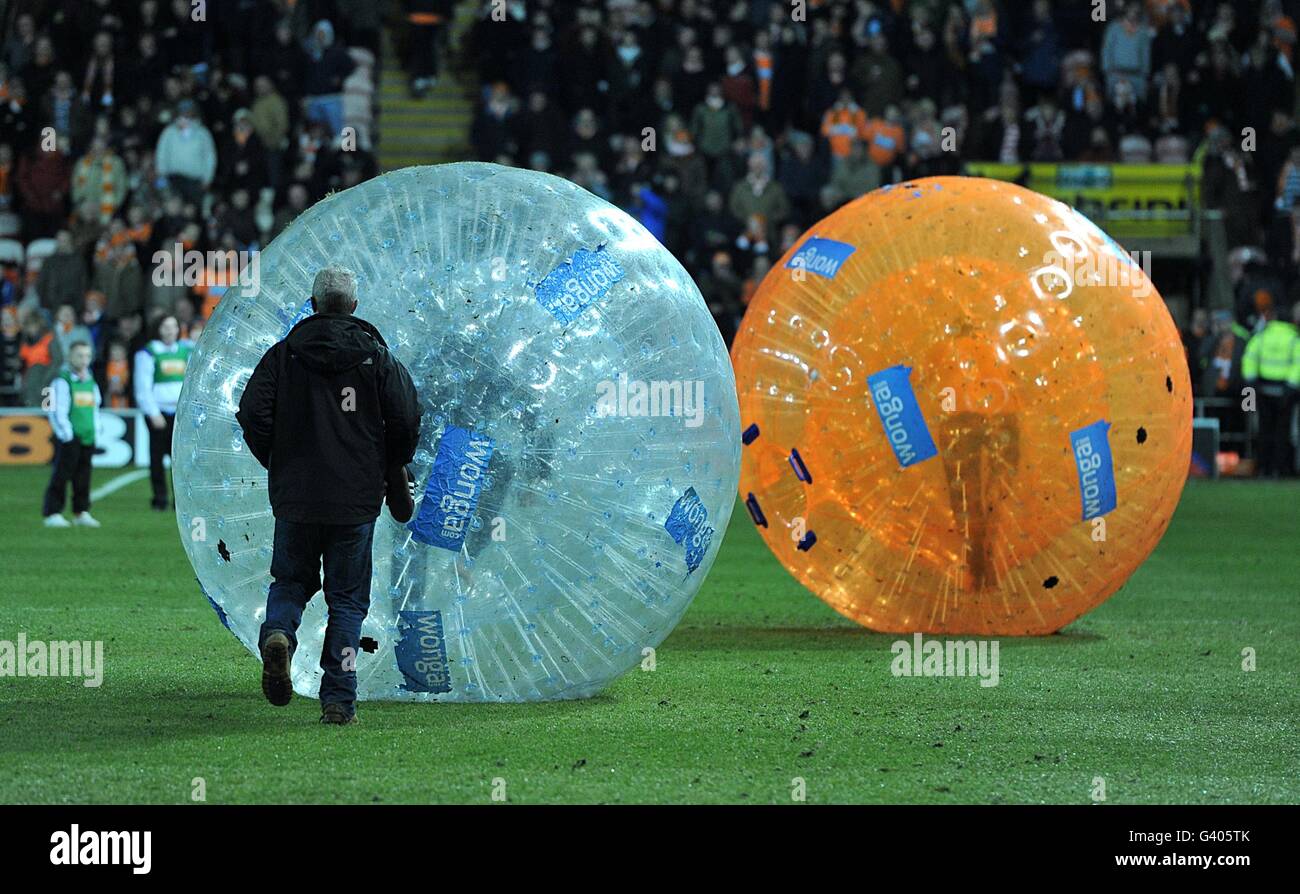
left=1275, top=144, right=1300, bottom=212
left=1020, top=0, right=1063, bottom=98
left=1102, top=3, right=1154, bottom=103
left=18, top=308, right=57, bottom=405
left=120, top=32, right=167, bottom=109
left=807, top=51, right=851, bottom=130
left=92, top=231, right=143, bottom=323
left=1024, top=95, right=1067, bottom=162
left=820, top=88, right=868, bottom=162
left=729, top=153, right=789, bottom=249
left=1, top=307, right=22, bottom=406
left=1202, top=127, right=1257, bottom=250
left=861, top=104, right=906, bottom=176
left=81, top=31, right=116, bottom=111
left=0, top=75, right=35, bottom=154
left=1183, top=307, right=1211, bottom=377
left=830, top=140, right=881, bottom=202
left=21, top=35, right=58, bottom=116
left=302, top=20, right=356, bottom=139
left=689, top=190, right=740, bottom=270
left=691, top=83, right=744, bottom=184
left=3, top=13, right=38, bottom=74
left=35, top=231, right=85, bottom=313
left=518, top=91, right=566, bottom=169
left=270, top=183, right=310, bottom=241
left=52, top=304, right=94, bottom=362
left=696, top=250, right=743, bottom=346
left=905, top=21, right=953, bottom=107
left=155, top=100, right=216, bottom=206
left=405, top=0, right=457, bottom=97
left=15, top=133, right=72, bottom=240
left=778, top=131, right=826, bottom=228
left=219, top=109, right=269, bottom=198
left=906, top=99, right=945, bottom=177
left=104, top=340, right=129, bottom=409
left=470, top=83, right=520, bottom=162
left=72, top=136, right=127, bottom=224
left=250, top=76, right=290, bottom=192
left=40, top=71, right=92, bottom=154
left=850, top=19, right=903, bottom=117
left=965, top=0, right=1005, bottom=112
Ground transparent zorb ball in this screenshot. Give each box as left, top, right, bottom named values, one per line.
left=174, top=163, right=740, bottom=701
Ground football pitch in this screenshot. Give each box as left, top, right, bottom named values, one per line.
left=0, top=466, right=1296, bottom=804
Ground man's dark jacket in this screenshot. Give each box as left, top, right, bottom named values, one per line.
left=236, top=313, right=421, bottom=525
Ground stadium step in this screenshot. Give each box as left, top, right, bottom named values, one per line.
left=377, top=5, right=478, bottom=172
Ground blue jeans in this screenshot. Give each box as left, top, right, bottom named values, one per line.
left=259, top=518, right=375, bottom=713
left=305, top=94, right=345, bottom=138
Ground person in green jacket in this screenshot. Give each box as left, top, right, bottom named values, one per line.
left=42, top=341, right=101, bottom=528
left=1242, top=302, right=1300, bottom=477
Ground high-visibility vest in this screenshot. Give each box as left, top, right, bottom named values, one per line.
left=1242, top=320, right=1299, bottom=386
left=148, top=340, right=192, bottom=384
left=59, top=369, right=99, bottom=445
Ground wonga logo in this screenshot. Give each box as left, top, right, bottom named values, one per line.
left=785, top=236, right=857, bottom=280
left=409, top=426, right=495, bottom=552
left=1071, top=419, right=1117, bottom=520
left=396, top=610, right=452, bottom=694
left=534, top=246, right=625, bottom=324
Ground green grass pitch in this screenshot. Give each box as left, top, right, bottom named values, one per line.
left=0, top=466, right=1296, bottom=804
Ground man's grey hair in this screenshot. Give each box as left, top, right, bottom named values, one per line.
left=312, top=266, right=357, bottom=314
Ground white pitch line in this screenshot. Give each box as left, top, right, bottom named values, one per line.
left=90, top=469, right=150, bottom=501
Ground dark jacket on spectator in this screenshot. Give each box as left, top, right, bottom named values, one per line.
left=303, top=43, right=356, bottom=98
left=92, top=254, right=144, bottom=322
left=36, top=251, right=87, bottom=312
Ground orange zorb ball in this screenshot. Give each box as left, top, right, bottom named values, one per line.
left=732, top=177, right=1191, bottom=635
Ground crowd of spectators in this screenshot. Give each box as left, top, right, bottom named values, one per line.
left=0, top=0, right=382, bottom=407
left=466, top=0, right=1300, bottom=348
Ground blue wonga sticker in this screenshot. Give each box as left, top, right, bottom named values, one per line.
left=868, top=365, right=938, bottom=468
left=1070, top=419, right=1117, bottom=520
left=395, top=610, right=452, bottom=694
left=409, top=426, right=495, bottom=552
left=534, top=246, right=625, bottom=324
left=784, top=236, right=857, bottom=280
left=664, top=487, right=714, bottom=573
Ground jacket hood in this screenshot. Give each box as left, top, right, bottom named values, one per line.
left=284, top=313, right=387, bottom=375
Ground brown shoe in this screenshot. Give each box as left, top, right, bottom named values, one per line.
left=260, top=631, right=294, bottom=707
left=320, top=703, right=356, bottom=725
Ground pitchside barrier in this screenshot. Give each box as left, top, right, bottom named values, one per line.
left=0, top=408, right=152, bottom=468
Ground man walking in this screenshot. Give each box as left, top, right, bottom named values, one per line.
left=236, top=267, right=421, bottom=724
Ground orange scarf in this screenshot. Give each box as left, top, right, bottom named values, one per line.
left=754, top=51, right=773, bottom=111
